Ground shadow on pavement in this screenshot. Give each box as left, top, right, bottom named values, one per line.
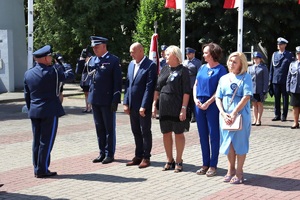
left=53, top=173, right=147, bottom=183
left=0, top=191, right=69, bottom=200
left=244, top=174, right=300, bottom=191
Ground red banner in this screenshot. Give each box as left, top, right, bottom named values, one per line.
left=165, top=0, right=176, bottom=9
left=149, top=33, right=160, bottom=74
left=223, top=0, right=236, bottom=9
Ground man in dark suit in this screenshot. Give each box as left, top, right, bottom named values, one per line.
left=269, top=37, right=293, bottom=121
left=86, top=36, right=122, bottom=164
left=123, top=42, right=157, bottom=168
left=24, top=45, right=74, bottom=178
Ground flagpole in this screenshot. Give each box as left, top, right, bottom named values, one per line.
left=237, top=0, right=243, bottom=52
left=28, top=0, right=34, bottom=69
left=180, top=0, right=185, bottom=61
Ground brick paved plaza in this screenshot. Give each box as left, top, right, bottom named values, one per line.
left=0, top=84, right=299, bottom=199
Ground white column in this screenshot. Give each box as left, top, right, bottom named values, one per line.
left=237, top=0, right=243, bottom=52
left=28, top=0, right=34, bottom=68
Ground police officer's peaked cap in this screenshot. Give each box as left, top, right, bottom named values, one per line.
left=90, top=36, right=108, bottom=47
left=161, top=45, right=168, bottom=51
left=296, top=46, right=300, bottom=53
left=253, top=52, right=263, bottom=58
left=186, top=47, right=196, bottom=54
left=277, top=37, right=288, bottom=45
left=33, top=45, right=53, bottom=58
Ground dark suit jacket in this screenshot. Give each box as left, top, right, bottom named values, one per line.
left=87, top=52, right=122, bottom=106
left=24, top=63, right=74, bottom=118
left=123, top=57, right=157, bottom=111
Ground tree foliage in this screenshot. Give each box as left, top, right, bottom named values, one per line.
left=133, top=0, right=180, bottom=55
left=33, top=0, right=138, bottom=66
left=27, top=0, right=300, bottom=68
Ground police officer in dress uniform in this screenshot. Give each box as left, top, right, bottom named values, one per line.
left=183, top=47, right=202, bottom=122
left=159, top=45, right=168, bottom=70
left=269, top=37, right=293, bottom=121
left=24, top=45, right=74, bottom=178
left=85, top=36, right=122, bottom=164
left=286, top=46, right=300, bottom=129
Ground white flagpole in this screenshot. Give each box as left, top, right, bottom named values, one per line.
left=28, top=0, right=34, bottom=68
left=237, top=0, right=243, bottom=52
left=180, top=0, right=185, bottom=61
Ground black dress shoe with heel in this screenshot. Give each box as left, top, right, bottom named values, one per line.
left=162, top=159, right=175, bottom=171
left=92, top=155, right=105, bottom=163
left=291, top=124, right=299, bottom=129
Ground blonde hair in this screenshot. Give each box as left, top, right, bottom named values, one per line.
left=166, top=45, right=182, bottom=64
left=227, top=52, right=248, bottom=75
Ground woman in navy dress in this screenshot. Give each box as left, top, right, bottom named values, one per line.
left=247, top=52, right=268, bottom=126
left=216, top=52, right=253, bottom=184
left=193, top=43, right=227, bottom=177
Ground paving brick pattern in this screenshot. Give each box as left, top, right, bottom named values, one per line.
left=0, top=84, right=299, bottom=199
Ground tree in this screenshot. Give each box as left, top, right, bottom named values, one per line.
left=32, top=0, right=139, bottom=66
left=133, top=0, right=180, bottom=55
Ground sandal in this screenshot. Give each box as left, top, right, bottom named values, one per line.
left=174, top=161, right=183, bottom=173
left=196, top=167, right=208, bottom=175
left=224, top=175, right=234, bottom=182
left=206, top=170, right=217, bottom=177
left=230, top=175, right=244, bottom=184
left=162, top=159, right=175, bottom=171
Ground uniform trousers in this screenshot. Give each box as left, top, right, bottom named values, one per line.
left=129, top=109, right=152, bottom=159
left=273, top=83, right=289, bottom=118
left=92, top=104, right=116, bottom=158
left=195, top=98, right=220, bottom=168
left=31, top=116, right=58, bottom=175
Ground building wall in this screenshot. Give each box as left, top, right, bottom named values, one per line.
left=0, top=0, right=26, bottom=93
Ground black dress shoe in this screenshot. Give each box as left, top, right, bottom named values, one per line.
left=93, top=155, right=105, bottom=163
left=281, top=116, right=287, bottom=122
left=102, top=157, right=114, bottom=164
left=291, top=124, right=299, bottom=129
left=272, top=117, right=280, bottom=121
left=36, top=171, right=57, bottom=178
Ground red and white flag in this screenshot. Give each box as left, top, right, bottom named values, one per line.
left=223, top=0, right=239, bottom=9
left=165, top=0, right=182, bottom=10
left=149, top=33, right=160, bottom=74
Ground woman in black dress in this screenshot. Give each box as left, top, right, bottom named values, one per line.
left=152, top=45, right=190, bottom=172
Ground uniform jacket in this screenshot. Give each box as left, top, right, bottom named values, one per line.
left=286, top=61, right=300, bottom=94
left=183, top=57, right=202, bottom=88
left=269, top=50, right=293, bottom=84
left=24, top=62, right=74, bottom=118
left=247, top=63, right=269, bottom=94
left=87, top=52, right=122, bottom=106
left=123, top=56, right=157, bottom=111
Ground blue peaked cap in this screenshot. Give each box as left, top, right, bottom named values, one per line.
left=253, top=52, right=263, bottom=58
left=90, top=36, right=108, bottom=47
left=33, top=45, right=53, bottom=58
left=186, top=47, right=196, bottom=54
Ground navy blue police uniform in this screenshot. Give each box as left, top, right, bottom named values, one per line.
left=269, top=37, right=293, bottom=121
left=183, top=47, right=202, bottom=122
left=86, top=36, right=122, bottom=164
left=24, top=45, right=74, bottom=178
left=159, top=45, right=168, bottom=70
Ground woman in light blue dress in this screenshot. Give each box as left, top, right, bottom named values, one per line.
left=215, top=52, right=253, bottom=184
